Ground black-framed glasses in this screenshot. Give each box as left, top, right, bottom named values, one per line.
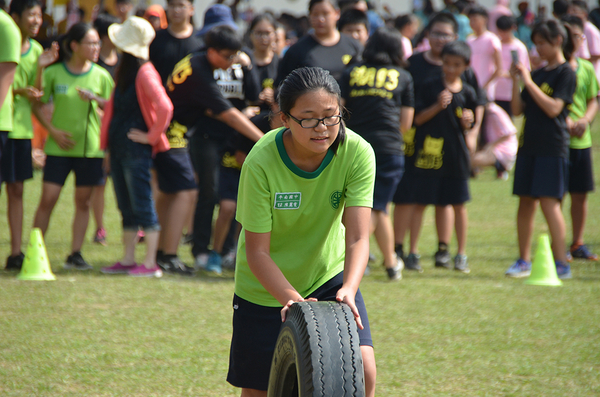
left=286, top=113, right=342, bottom=128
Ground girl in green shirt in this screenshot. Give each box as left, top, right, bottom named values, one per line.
left=33, top=22, right=113, bottom=270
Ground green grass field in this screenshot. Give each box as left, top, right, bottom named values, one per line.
left=0, top=124, right=599, bottom=396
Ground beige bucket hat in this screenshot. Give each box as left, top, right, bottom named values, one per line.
left=108, top=16, right=155, bottom=60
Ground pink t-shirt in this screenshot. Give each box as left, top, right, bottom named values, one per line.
left=467, top=31, right=502, bottom=100
left=401, top=35, right=413, bottom=60
left=485, top=102, right=518, bottom=170
left=495, top=38, right=530, bottom=101
left=577, top=21, right=600, bottom=81
left=414, top=38, right=430, bottom=54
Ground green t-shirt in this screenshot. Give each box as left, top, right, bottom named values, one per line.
left=234, top=127, right=376, bottom=307
left=11, top=39, right=43, bottom=139
left=0, top=10, right=22, bottom=132
left=41, top=62, right=113, bottom=158
left=569, top=58, right=599, bottom=149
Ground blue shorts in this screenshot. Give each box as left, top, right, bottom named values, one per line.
left=153, top=149, right=197, bottom=193
left=393, top=165, right=415, bottom=204
left=513, top=155, right=568, bottom=199
left=227, top=271, right=372, bottom=391
left=373, top=154, right=404, bottom=212
left=1, top=137, right=33, bottom=183
left=569, top=148, right=594, bottom=193
left=412, top=176, right=470, bottom=206
left=43, top=156, right=105, bottom=187
left=218, top=165, right=240, bottom=201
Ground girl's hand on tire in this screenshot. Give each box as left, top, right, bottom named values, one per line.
left=281, top=297, right=318, bottom=322
left=336, top=287, right=364, bottom=330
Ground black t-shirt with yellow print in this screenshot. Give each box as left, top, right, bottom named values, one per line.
left=413, top=75, right=478, bottom=179
left=520, top=62, right=576, bottom=159
left=275, top=34, right=362, bottom=86
left=166, top=52, right=234, bottom=147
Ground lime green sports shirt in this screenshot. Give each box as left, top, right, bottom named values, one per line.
left=0, top=10, right=22, bottom=132
left=41, top=62, right=113, bottom=158
left=234, top=127, right=376, bottom=307
left=11, top=39, right=43, bottom=139
left=569, top=58, right=599, bottom=149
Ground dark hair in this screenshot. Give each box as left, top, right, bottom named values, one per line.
left=248, top=12, right=278, bottom=33
left=362, top=27, right=406, bottom=67
left=570, top=0, right=588, bottom=14
left=115, top=0, right=132, bottom=4
left=278, top=67, right=346, bottom=154
left=338, top=9, right=369, bottom=31
left=552, top=0, right=569, bottom=17
left=115, top=52, right=146, bottom=92
left=58, top=22, right=94, bottom=62
left=455, top=0, right=469, bottom=13
left=441, top=40, right=471, bottom=64
left=9, top=0, right=41, bottom=17
left=204, top=25, right=243, bottom=51
left=531, top=19, right=574, bottom=59
left=561, top=14, right=584, bottom=30
left=309, top=0, right=337, bottom=12
left=93, top=12, right=119, bottom=39
left=496, top=15, right=517, bottom=31
left=394, top=14, right=417, bottom=31
left=467, top=5, right=489, bottom=18
left=428, top=12, right=459, bottom=34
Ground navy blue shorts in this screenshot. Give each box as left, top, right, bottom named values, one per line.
left=412, top=176, right=470, bottom=206
left=0, top=131, right=8, bottom=184
left=513, top=155, right=568, bottom=199
left=43, top=156, right=105, bottom=187
left=218, top=165, right=240, bottom=201
left=1, top=137, right=33, bottom=183
left=393, top=165, right=415, bottom=204
left=227, top=271, right=372, bottom=391
left=569, top=148, right=594, bottom=193
left=153, top=149, right=197, bottom=193
left=373, top=154, right=404, bottom=212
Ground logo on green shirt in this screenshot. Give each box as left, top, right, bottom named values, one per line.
left=274, top=192, right=301, bottom=209
left=330, top=190, right=343, bottom=209
left=56, top=84, right=68, bottom=94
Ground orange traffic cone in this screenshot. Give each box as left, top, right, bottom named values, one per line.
left=524, top=234, right=562, bottom=286
left=17, top=228, right=55, bottom=281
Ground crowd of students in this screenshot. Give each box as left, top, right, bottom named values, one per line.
left=0, top=0, right=598, bottom=282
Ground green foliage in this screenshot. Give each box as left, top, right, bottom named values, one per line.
left=0, top=124, right=599, bottom=396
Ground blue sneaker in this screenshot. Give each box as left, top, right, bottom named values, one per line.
left=205, top=251, right=222, bottom=275
left=555, top=261, right=572, bottom=279
left=505, top=258, right=531, bottom=278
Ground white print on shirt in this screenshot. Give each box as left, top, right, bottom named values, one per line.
left=214, top=64, right=245, bottom=100
left=274, top=192, right=301, bottom=209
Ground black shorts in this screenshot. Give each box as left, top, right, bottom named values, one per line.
left=227, top=272, right=372, bottom=391
left=43, top=156, right=105, bottom=187
left=569, top=148, right=594, bottom=193
left=494, top=100, right=512, bottom=117
left=412, top=176, right=470, bottom=206
left=513, top=155, right=568, bottom=199
left=373, top=154, right=404, bottom=212
left=0, top=131, right=8, bottom=184
left=393, top=165, right=415, bottom=204
left=1, top=137, right=33, bottom=183
left=218, top=165, right=240, bottom=201
left=153, top=149, right=197, bottom=193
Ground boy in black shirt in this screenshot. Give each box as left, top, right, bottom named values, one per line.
left=166, top=26, right=264, bottom=273
left=411, top=41, right=482, bottom=274
left=393, top=12, right=486, bottom=272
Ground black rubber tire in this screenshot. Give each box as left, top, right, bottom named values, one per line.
left=267, top=301, right=365, bottom=397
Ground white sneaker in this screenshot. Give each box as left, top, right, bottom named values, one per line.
left=194, top=253, right=209, bottom=270
left=222, top=251, right=236, bottom=269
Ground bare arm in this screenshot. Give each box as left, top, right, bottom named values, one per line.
left=400, top=106, right=415, bottom=134
left=513, top=62, right=565, bottom=118
left=218, top=107, right=264, bottom=142
left=483, top=48, right=503, bottom=89
left=415, top=89, right=452, bottom=126
left=0, top=62, right=17, bottom=110
left=510, top=63, right=525, bottom=116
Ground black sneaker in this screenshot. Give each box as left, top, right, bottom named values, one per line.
left=163, top=256, right=194, bottom=276
left=385, top=255, right=404, bottom=281
left=156, top=251, right=169, bottom=271
left=64, top=252, right=93, bottom=270
left=405, top=253, right=423, bottom=273
left=434, top=249, right=451, bottom=269
left=5, top=252, right=25, bottom=271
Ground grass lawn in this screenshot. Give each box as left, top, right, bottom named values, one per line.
left=0, top=123, right=599, bottom=396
